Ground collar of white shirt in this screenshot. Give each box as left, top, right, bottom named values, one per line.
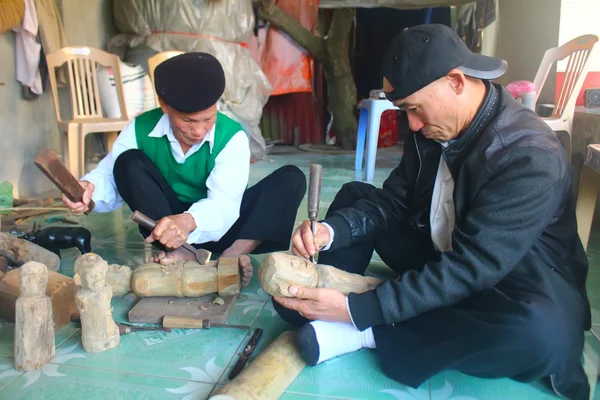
left=147, top=114, right=216, bottom=161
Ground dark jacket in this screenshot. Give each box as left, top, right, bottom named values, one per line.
left=324, top=83, right=590, bottom=331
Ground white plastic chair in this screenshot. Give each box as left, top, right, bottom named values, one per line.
left=355, top=98, right=399, bottom=183
left=532, top=34, right=599, bottom=160
left=47, top=46, right=130, bottom=179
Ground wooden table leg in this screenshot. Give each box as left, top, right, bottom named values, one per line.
left=576, top=165, right=600, bottom=251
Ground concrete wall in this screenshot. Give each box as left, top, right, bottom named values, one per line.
left=0, top=0, right=115, bottom=199
left=489, top=0, right=562, bottom=104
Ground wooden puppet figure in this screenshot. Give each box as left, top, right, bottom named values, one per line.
left=14, top=261, right=55, bottom=371
left=75, top=254, right=120, bottom=353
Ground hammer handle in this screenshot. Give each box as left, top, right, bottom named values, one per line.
left=131, top=210, right=157, bottom=231
left=307, top=164, right=323, bottom=220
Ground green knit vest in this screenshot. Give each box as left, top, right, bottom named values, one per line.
left=135, top=108, right=242, bottom=203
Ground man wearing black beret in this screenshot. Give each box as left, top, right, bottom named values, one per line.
left=62, top=52, right=306, bottom=285
left=274, top=25, right=590, bottom=399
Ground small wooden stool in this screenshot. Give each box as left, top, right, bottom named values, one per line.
left=576, top=144, right=600, bottom=250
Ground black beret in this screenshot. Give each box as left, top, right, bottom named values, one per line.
left=154, top=52, right=226, bottom=113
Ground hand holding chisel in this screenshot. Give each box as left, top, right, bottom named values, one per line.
left=307, top=164, right=323, bottom=263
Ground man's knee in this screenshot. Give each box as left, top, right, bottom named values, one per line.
left=274, top=165, right=307, bottom=197
left=113, top=149, right=149, bottom=175
left=328, top=181, right=376, bottom=214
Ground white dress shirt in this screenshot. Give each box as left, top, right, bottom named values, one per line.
left=429, top=142, right=455, bottom=252
left=82, top=113, right=250, bottom=245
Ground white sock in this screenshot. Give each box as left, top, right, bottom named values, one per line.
left=310, top=320, right=376, bottom=364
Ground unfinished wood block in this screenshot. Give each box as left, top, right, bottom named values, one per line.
left=212, top=331, right=305, bottom=399
left=0, top=268, right=77, bottom=329
left=259, top=252, right=383, bottom=297
left=75, top=254, right=119, bottom=353
left=14, top=261, right=55, bottom=371
left=74, top=258, right=132, bottom=297
left=0, top=232, right=60, bottom=271
left=218, top=257, right=241, bottom=296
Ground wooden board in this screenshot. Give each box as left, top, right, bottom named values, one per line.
left=127, top=294, right=238, bottom=324
left=0, top=269, right=77, bottom=330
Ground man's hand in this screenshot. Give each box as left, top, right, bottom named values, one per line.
left=292, top=220, right=331, bottom=259
left=145, top=213, right=197, bottom=249
left=62, top=181, right=94, bottom=215
left=274, top=286, right=350, bottom=323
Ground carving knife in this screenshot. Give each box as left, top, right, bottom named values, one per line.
left=228, top=328, right=264, bottom=380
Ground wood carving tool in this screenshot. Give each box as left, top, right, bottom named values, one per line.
left=307, top=164, right=323, bottom=263
left=131, top=210, right=211, bottom=265
left=162, top=315, right=249, bottom=330
left=34, top=149, right=95, bottom=214
left=228, top=328, right=263, bottom=380
left=117, top=324, right=172, bottom=335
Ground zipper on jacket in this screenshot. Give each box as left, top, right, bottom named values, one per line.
left=414, top=134, right=422, bottom=187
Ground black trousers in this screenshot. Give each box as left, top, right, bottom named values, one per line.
left=113, top=149, right=307, bottom=254
left=273, top=181, right=589, bottom=400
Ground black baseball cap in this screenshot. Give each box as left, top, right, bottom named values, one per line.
left=382, top=24, right=507, bottom=101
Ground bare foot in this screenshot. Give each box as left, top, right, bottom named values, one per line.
left=220, top=254, right=253, bottom=288
left=238, top=255, right=252, bottom=288
left=152, top=247, right=196, bottom=265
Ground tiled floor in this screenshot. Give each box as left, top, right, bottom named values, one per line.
left=1, top=145, right=599, bottom=399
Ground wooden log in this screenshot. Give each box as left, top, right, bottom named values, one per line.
left=212, top=331, right=305, bottom=400
left=75, top=254, right=120, bottom=353
left=0, top=268, right=77, bottom=329
left=258, top=252, right=383, bottom=297
left=74, top=259, right=132, bottom=297
left=0, top=232, right=60, bottom=271
left=218, top=257, right=241, bottom=296
left=131, top=258, right=240, bottom=297
left=14, top=261, right=55, bottom=371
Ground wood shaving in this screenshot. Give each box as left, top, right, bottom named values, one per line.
left=212, top=297, right=224, bottom=306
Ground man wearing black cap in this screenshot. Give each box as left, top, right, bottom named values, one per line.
left=273, top=25, right=590, bottom=399
left=62, top=52, right=306, bottom=285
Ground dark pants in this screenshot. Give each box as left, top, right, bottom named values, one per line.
left=113, top=149, right=307, bottom=254
left=273, top=181, right=589, bottom=400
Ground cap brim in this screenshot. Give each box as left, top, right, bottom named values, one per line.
left=458, top=54, right=507, bottom=80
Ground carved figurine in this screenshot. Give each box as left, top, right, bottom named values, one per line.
left=75, top=254, right=120, bottom=353
left=14, top=261, right=55, bottom=371
left=258, top=252, right=383, bottom=297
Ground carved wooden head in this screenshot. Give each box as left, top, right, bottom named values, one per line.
left=19, top=261, right=48, bottom=296
left=75, top=253, right=108, bottom=293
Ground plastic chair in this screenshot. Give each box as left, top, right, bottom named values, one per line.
left=47, top=46, right=130, bottom=178
left=532, top=34, right=599, bottom=161
left=147, top=51, right=184, bottom=107
left=355, top=98, right=399, bottom=183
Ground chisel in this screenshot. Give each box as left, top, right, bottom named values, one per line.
left=162, top=316, right=250, bottom=330
left=308, top=164, right=323, bottom=263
